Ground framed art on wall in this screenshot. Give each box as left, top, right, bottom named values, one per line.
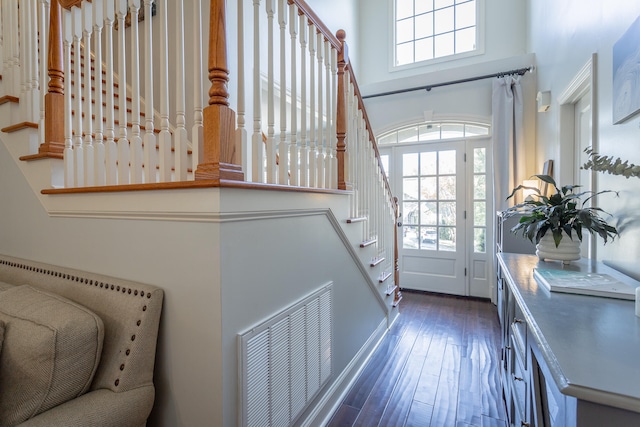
left=612, top=16, right=640, bottom=124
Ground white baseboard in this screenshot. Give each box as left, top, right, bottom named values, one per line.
left=297, top=317, right=390, bottom=427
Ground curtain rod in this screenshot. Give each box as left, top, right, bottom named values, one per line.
left=362, top=66, right=534, bottom=100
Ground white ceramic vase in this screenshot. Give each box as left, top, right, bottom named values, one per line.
left=536, top=233, right=581, bottom=264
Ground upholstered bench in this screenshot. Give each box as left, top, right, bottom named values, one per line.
left=0, top=254, right=163, bottom=427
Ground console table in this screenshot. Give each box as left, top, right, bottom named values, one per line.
left=497, top=253, right=640, bottom=427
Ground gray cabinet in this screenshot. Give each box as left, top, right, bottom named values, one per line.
left=497, top=253, right=640, bottom=427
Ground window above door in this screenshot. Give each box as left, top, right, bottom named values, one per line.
left=393, top=0, right=484, bottom=69
left=378, top=121, right=490, bottom=145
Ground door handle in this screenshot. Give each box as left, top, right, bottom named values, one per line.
left=397, top=221, right=403, bottom=227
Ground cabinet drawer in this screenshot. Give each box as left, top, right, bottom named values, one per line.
left=512, top=342, right=528, bottom=415
left=511, top=302, right=527, bottom=368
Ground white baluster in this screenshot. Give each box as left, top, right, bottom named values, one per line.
left=82, top=2, right=94, bottom=186
left=278, top=0, right=288, bottom=185
left=251, top=0, right=264, bottom=183
left=28, top=0, right=39, bottom=122
left=174, top=0, right=188, bottom=181
left=288, top=2, right=298, bottom=186
left=63, top=9, right=74, bottom=188
left=18, top=0, right=27, bottom=120
left=266, top=0, right=276, bottom=184
left=143, top=0, right=156, bottom=183
left=331, top=47, right=338, bottom=189
left=192, top=0, right=204, bottom=177
left=93, top=1, right=105, bottom=186
left=236, top=0, right=247, bottom=180
left=116, top=0, right=129, bottom=184
left=38, top=0, right=50, bottom=145
left=157, top=0, right=171, bottom=181
left=7, top=1, right=20, bottom=97
left=316, top=31, right=324, bottom=188
left=72, top=6, right=84, bottom=186
left=103, top=0, right=117, bottom=185
left=298, top=13, right=308, bottom=187
left=128, top=0, right=142, bottom=184
left=308, top=23, right=316, bottom=188
left=324, top=39, right=332, bottom=189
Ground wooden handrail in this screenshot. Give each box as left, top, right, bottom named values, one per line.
left=289, top=0, right=341, bottom=50
left=39, top=0, right=65, bottom=157
left=195, top=0, right=244, bottom=181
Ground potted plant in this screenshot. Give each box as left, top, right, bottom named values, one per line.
left=503, top=174, right=619, bottom=262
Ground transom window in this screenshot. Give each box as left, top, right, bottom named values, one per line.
left=395, top=0, right=478, bottom=67
left=378, top=121, right=489, bottom=145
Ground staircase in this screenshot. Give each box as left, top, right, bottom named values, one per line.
left=0, top=0, right=401, bottom=304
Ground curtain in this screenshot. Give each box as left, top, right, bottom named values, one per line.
left=492, top=75, right=525, bottom=211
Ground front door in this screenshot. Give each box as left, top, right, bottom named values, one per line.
left=385, top=138, right=493, bottom=297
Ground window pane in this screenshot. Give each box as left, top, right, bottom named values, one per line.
left=419, top=123, right=441, bottom=140
left=420, top=202, right=437, bottom=225
left=434, top=32, right=455, bottom=57
left=403, top=153, right=419, bottom=176
left=434, top=6, right=454, bottom=34
left=397, top=17, right=415, bottom=44
left=466, top=124, right=489, bottom=136
left=380, top=154, right=390, bottom=176
left=441, top=123, right=464, bottom=138
left=378, top=133, right=397, bottom=145
left=473, top=147, right=486, bottom=172
left=439, top=201, right=456, bottom=225
left=455, top=1, right=476, bottom=28
left=398, top=126, right=419, bottom=143
left=397, top=0, right=414, bottom=20
left=439, top=227, right=456, bottom=251
left=396, top=42, right=414, bottom=66
left=420, top=151, right=437, bottom=175
left=456, top=26, right=476, bottom=53
left=439, top=176, right=456, bottom=199
left=415, top=37, right=435, bottom=62
left=434, top=0, right=454, bottom=9
left=474, top=201, right=486, bottom=226
left=415, top=12, right=434, bottom=39
left=403, top=225, right=419, bottom=249
left=439, top=150, right=456, bottom=174
left=415, top=0, right=434, bottom=14
left=420, top=177, right=437, bottom=199
left=474, top=228, right=486, bottom=253
left=421, top=226, right=437, bottom=250
left=404, top=201, right=419, bottom=224
left=474, top=175, right=486, bottom=199
left=404, top=178, right=419, bottom=200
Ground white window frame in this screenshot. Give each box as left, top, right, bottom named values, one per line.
left=389, top=0, right=486, bottom=72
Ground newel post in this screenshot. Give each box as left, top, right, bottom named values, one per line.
left=393, top=196, right=403, bottom=306
left=336, top=29, right=348, bottom=190
left=39, top=0, right=65, bottom=156
left=195, top=0, right=244, bottom=181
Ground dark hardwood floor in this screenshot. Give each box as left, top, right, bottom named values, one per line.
left=327, top=290, right=507, bottom=427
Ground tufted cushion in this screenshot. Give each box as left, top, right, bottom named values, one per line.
left=0, top=285, right=104, bottom=426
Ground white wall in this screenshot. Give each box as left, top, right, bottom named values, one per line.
left=357, top=0, right=527, bottom=89
left=529, top=0, right=640, bottom=275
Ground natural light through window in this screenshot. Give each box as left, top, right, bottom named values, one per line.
left=395, top=0, right=477, bottom=66
left=378, top=122, right=489, bottom=145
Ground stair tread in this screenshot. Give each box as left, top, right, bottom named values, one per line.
left=378, top=271, right=392, bottom=283
left=359, top=237, right=377, bottom=248
left=346, top=216, right=367, bottom=224
left=0, top=95, right=19, bottom=106
left=1, top=122, right=38, bottom=133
